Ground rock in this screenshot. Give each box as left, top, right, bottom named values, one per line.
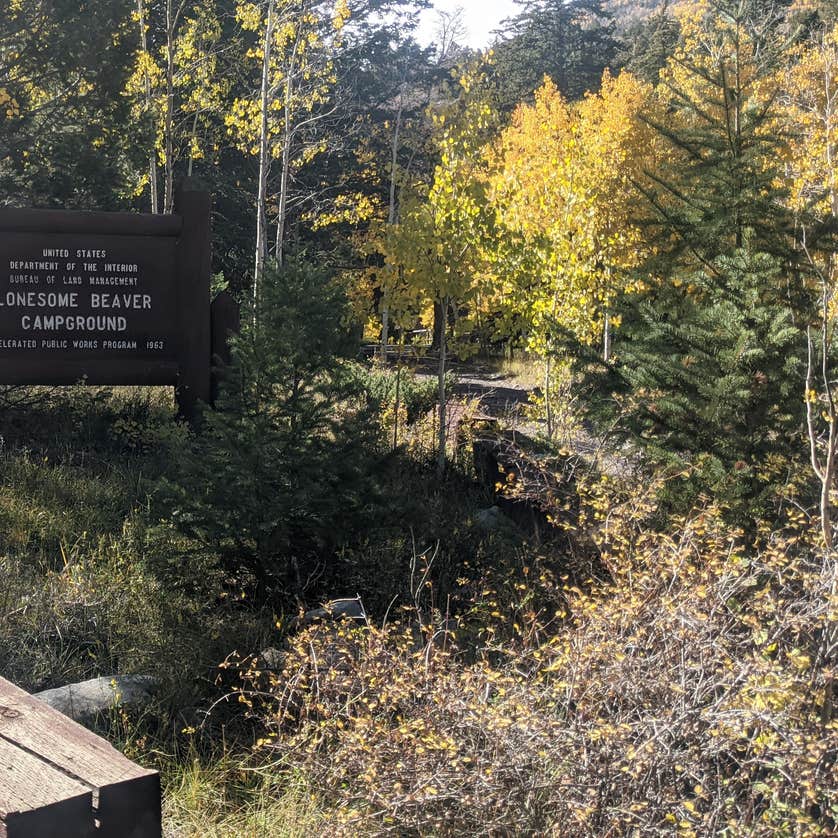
left=34, top=675, right=159, bottom=724
left=323, top=597, right=367, bottom=620
left=259, top=647, right=285, bottom=670
left=475, top=505, right=512, bottom=531
left=294, top=596, right=367, bottom=628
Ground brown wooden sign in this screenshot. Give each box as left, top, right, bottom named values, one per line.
left=0, top=185, right=211, bottom=416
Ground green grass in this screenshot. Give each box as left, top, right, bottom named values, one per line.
left=162, top=754, right=323, bottom=838
left=0, top=385, right=276, bottom=695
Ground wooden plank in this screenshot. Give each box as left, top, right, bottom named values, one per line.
left=0, top=736, right=94, bottom=838
left=0, top=208, right=182, bottom=238
left=0, top=678, right=161, bottom=838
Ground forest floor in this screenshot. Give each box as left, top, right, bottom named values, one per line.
left=385, top=352, right=535, bottom=420
left=409, top=354, right=623, bottom=470
left=449, top=367, right=534, bottom=423
left=1, top=376, right=833, bottom=835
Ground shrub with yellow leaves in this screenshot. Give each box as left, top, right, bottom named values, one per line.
left=227, top=473, right=837, bottom=835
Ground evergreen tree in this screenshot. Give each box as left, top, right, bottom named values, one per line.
left=578, top=0, right=808, bottom=517
left=491, top=0, right=616, bottom=108
left=166, top=256, right=381, bottom=599
left=617, top=2, right=680, bottom=85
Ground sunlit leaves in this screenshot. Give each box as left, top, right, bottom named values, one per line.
left=126, top=0, right=226, bottom=206
left=229, top=478, right=837, bottom=834
left=490, top=71, right=654, bottom=351
left=781, top=25, right=838, bottom=236
left=225, top=0, right=344, bottom=160
left=381, top=66, right=499, bottom=347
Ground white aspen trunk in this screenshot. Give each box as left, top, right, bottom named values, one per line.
left=823, top=556, right=838, bottom=723
left=163, top=0, right=176, bottom=214
left=393, top=363, right=401, bottom=450
left=437, top=296, right=449, bottom=478
left=806, top=313, right=838, bottom=725
left=817, top=394, right=838, bottom=725
left=388, top=102, right=402, bottom=226
left=187, top=108, right=199, bottom=178
left=379, top=303, right=390, bottom=362
left=545, top=263, right=562, bottom=439
left=274, top=32, right=300, bottom=268
left=821, top=51, right=838, bottom=723
left=544, top=355, right=553, bottom=440
left=136, top=0, right=159, bottom=214
left=274, top=104, right=291, bottom=267
left=254, top=0, right=276, bottom=302
left=380, top=98, right=404, bottom=361
left=603, top=266, right=612, bottom=362
left=820, top=318, right=838, bottom=724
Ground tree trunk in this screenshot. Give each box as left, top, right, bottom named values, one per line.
left=822, top=558, right=838, bottom=724
left=380, top=97, right=404, bottom=361
left=805, top=323, right=838, bottom=724
left=136, top=0, right=159, bottom=214
left=393, top=363, right=401, bottom=450
left=544, top=355, right=553, bottom=440
left=163, top=0, right=176, bottom=214
left=379, top=300, right=390, bottom=362
left=274, top=32, right=300, bottom=268
left=254, top=0, right=276, bottom=302
left=437, top=295, right=449, bottom=478
left=432, top=300, right=444, bottom=351
left=187, top=108, right=199, bottom=178
left=819, top=420, right=837, bottom=725
left=603, top=266, right=613, bottom=362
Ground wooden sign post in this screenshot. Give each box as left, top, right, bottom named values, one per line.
left=0, top=183, right=211, bottom=418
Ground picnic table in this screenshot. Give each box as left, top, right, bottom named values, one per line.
left=0, top=676, right=160, bottom=837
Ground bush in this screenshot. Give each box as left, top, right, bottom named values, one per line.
left=358, top=364, right=452, bottom=428
left=227, top=477, right=837, bottom=835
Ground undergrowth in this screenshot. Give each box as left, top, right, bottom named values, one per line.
left=227, top=481, right=837, bottom=836
left=1, top=382, right=836, bottom=836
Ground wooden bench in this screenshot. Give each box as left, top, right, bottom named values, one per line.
left=0, top=676, right=161, bottom=838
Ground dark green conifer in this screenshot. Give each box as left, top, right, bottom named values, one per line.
left=492, top=0, right=616, bottom=108
left=578, top=0, right=810, bottom=518
left=617, top=2, right=680, bottom=85
left=167, top=256, right=381, bottom=599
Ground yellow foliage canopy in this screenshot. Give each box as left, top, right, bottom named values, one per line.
left=490, top=71, right=654, bottom=352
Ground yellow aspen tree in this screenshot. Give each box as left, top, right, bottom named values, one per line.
left=128, top=0, right=225, bottom=213
left=490, top=72, right=653, bottom=437
left=575, top=71, right=654, bottom=359
left=133, top=0, right=160, bottom=213
left=385, top=76, right=497, bottom=474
